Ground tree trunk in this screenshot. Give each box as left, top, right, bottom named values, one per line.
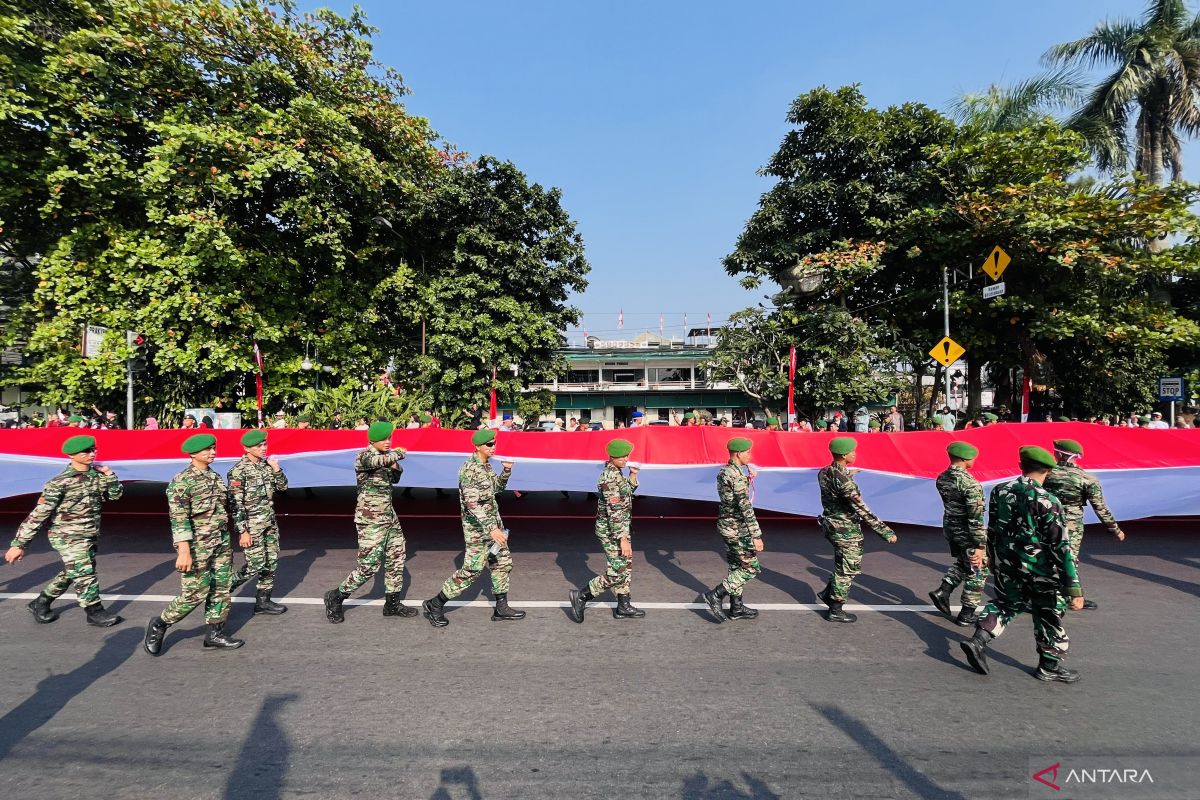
left=911, top=359, right=925, bottom=421
left=927, top=362, right=944, bottom=418
left=966, top=359, right=982, bottom=417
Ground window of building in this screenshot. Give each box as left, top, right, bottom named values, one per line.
left=565, top=370, right=600, bottom=384
left=601, top=368, right=645, bottom=383
left=649, top=367, right=688, bottom=383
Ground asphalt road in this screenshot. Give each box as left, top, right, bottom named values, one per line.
left=1, top=486, right=1198, bottom=799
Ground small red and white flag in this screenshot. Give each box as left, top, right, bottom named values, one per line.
left=618, top=309, right=624, bottom=330
left=659, top=313, right=664, bottom=338
left=706, top=312, right=712, bottom=337
left=252, top=341, right=264, bottom=425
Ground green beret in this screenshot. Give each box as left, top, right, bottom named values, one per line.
left=983, top=412, right=999, bottom=421
left=829, top=437, right=857, bottom=456
left=297, top=414, right=312, bottom=423
left=815, top=419, right=830, bottom=430
left=1019, top=445, right=1056, bottom=470
left=931, top=415, right=944, bottom=424
left=1138, top=415, right=1151, bottom=423
left=683, top=412, right=695, bottom=420
left=472, top=428, right=496, bottom=446
left=1056, top=416, right=1071, bottom=422
left=868, top=420, right=881, bottom=429
left=241, top=430, right=267, bottom=447
left=727, top=437, right=752, bottom=453
left=67, top=415, right=83, bottom=423
left=62, top=435, right=95, bottom=455
left=419, top=414, right=432, bottom=423
left=368, top=421, right=394, bottom=443
left=947, top=441, right=978, bottom=460
left=606, top=438, right=634, bottom=458
left=765, top=416, right=779, bottom=426
left=1053, top=439, right=1083, bottom=455
left=182, top=433, right=216, bottom=454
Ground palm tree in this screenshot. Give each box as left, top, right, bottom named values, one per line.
left=951, top=69, right=1084, bottom=133
left=1045, top=0, right=1200, bottom=184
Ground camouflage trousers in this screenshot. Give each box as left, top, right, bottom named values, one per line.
left=1065, top=520, right=1085, bottom=590
left=43, top=532, right=100, bottom=607
left=718, top=524, right=761, bottom=597
left=586, top=529, right=631, bottom=598
left=978, top=570, right=1070, bottom=663
left=440, top=527, right=512, bottom=599
left=939, top=536, right=990, bottom=609
left=161, top=535, right=232, bottom=625
left=234, top=523, right=280, bottom=592
left=821, top=520, right=863, bottom=601
left=338, top=519, right=406, bottom=595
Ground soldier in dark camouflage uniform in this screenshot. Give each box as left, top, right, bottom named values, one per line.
left=700, top=437, right=764, bottom=623
left=5, top=434, right=123, bottom=627
left=144, top=433, right=246, bottom=655
left=569, top=438, right=643, bottom=622
left=961, top=446, right=1085, bottom=683
left=816, top=436, right=897, bottom=623
left=229, top=430, right=289, bottom=615
left=324, top=421, right=417, bottom=623
left=423, top=428, right=524, bottom=627
left=928, top=441, right=988, bottom=626
left=1043, top=438, right=1124, bottom=611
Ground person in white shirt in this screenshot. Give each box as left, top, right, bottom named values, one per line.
left=1148, top=412, right=1170, bottom=429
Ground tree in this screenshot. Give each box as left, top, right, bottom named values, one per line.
left=1046, top=0, right=1200, bottom=183
left=951, top=69, right=1084, bottom=133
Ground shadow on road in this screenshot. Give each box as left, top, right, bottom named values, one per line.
left=681, top=771, right=781, bottom=799
left=223, top=692, right=298, bottom=800
left=430, top=766, right=484, bottom=800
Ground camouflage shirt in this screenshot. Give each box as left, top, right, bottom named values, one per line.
left=354, top=447, right=403, bottom=524
left=986, top=476, right=1081, bottom=597
left=168, top=465, right=238, bottom=544
left=1043, top=463, right=1119, bottom=532
left=717, top=460, right=762, bottom=540
left=228, top=456, right=288, bottom=533
left=459, top=454, right=510, bottom=533
left=817, top=462, right=894, bottom=539
left=12, top=466, right=123, bottom=547
left=935, top=464, right=986, bottom=547
left=596, top=462, right=637, bottom=539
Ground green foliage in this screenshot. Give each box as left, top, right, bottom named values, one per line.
left=283, top=383, right=430, bottom=427
left=516, top=388, right=556, bottom=422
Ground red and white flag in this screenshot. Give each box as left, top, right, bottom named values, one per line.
left=1021, top=370, right=1031, bottom=423
left=253, top=341, right=264, bottom=425
left=787, top=344, right=797, bottom=427
left=706, top=312, right=712, bottom=337
left=659, top=313, right=664, bottom=338
left=489, top=365, right=498, bottom=422
left=618, top=309, right=624, bottom=330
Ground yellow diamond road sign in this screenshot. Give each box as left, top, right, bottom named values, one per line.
left=981, top=246, right=1010, bottom=281
left=929, top=336, right=966, bottom=367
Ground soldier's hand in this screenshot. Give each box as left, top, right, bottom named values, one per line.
left=753, top=537, right=764, bottom=553
left=847, top=468, right=861, bottom=476
left=1114, top=528, right=1126, bottom=541
left=175, top=544, right=193, bottom=573
left=4, top=546, right=23, bottom=564
left=886, top=532, right=898, bottom=544
left=969, top=550, right=984, bottom=567
left=95, top=465, right=113, bottom=476
left=619, top=538, right=633, bottom=558
left=1069, top=596, right=1085, bottom=611
left=489, top=528, right=508, bottom=547
left=747, top=466, right=758, bottom=480
left=239, top=532, right=251, bottom=549
left=266, top=456, right=281, bottom=471
left=500, top=461, right=514, bottom=471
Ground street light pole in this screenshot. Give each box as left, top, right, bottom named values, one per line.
left=942, top=264, right=951, bottom=411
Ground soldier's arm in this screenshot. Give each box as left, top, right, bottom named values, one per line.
left=964, top=477, right=987, bottom=548
left=733, top=473, right=762, bottom=539
left=842, top=475, right=894, bottom=540
left=272, top=466, right=289, bottom=493
left=359, top=450, right=399, bottom=470
left=11, top=480, right=66, bottom=548
left=1041, top=497, right=1082, bottom=597
left=101, top=471, right=123, bottom=501
left=167, top=478, right=196, bottom=544
left=1084, top=475, right=1121, bottom=534
left=495, top=464, right=512, bottom=494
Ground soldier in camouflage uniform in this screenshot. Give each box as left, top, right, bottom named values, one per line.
left=423, top=428, right=524, bottom=627
left=700, top=437, right=765, bottom=623
left=568, top=438, right=644, bottom=623
left=323, top=421, right=417, bottom=623
left=5, top=434, right=123, bottom=627
left=229, top=430, right=289, bottom=615
left=816, top=437, right=897, bottom=623
left=143, top=433, right=245, bottom=655
left=928, top=441, right=988, bottom=626
left=961, top=446, right=1085, bottom=683
left=1043, top=438, right=1125, bottom=611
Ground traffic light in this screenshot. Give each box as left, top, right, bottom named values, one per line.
left=128, top=332, right=148, bottom=373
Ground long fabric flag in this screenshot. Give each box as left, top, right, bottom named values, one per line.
left=1, top=426, right=1196, bottom=526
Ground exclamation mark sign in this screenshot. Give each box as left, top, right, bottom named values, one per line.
left=993, top=251, right=1000, bottom=272
left=943, top=341, right=951, bottom=360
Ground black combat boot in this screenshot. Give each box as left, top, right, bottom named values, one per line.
left=230, top=570, right=249, bottom=591
left=568, top=587, right=593, bottom=623
left=959, top=628, right=993, bottom=675
left=700, top=585, right=728, bottom=623
left=954, top=605, right=980, bottom=627
left=727, top=594, right=758, bottom=620
left=613, top=593, right=646, bottom=619
left=816, top=585, right=834, bottom=609
left=423, top=591, right=450, bottom=628
left=143, top=616, right=169, bottom=656
left=203, top=622, right=245, bottom=650
left=323, top=588, right=347, bottom=624
left=1080, top=599, right=1098, bottom=610
left=928, top=582, right=954, bottom=617
left=492, top=593, right=526, bottom=621
left=1034, top=656, right=1080, bottom=683
left=27, top=593, right=59, bottom=624
left=826, top=600, right=857, bottom=624
left=83, top=602, right=121, bottom=627
left=382, top=592, right=417, bottom=618
left=254, top=590, right=287, bottom=615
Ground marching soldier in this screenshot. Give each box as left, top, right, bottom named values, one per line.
left=229, top=430, right=289, bottom=615
left=764, top=416, right=780, bottom=431
left=5, top=434, right=123, bottom=627
left=1043, top=438, right=1124, bottom=610
left=961, top=446, right=1084, bottom=682
left=816, top=437, right=897, bottom=623
left=700, top=437, right=764, bottom=623
left=323, top=421, right=417, bottom=623
left=144, top=434, right=245, bottom=655
left=928, top=442, right=988, bottom=626
left=568, top=438, right=644, bottom=622
left=423, top=428, right=524, bottom=627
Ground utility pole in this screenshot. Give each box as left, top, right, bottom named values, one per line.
left=942, top=264, right=951, bottom=411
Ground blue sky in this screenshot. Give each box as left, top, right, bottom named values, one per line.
left=302, top=1, right=1157, bottom=342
